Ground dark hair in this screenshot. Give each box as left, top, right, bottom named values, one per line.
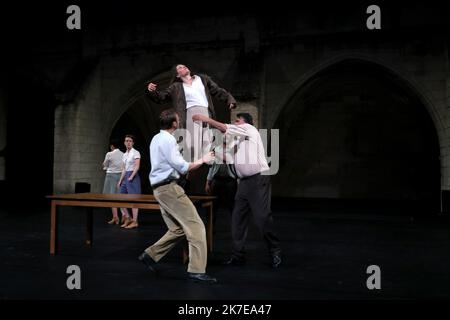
left=171, top=64, right=195, bottom=83
left=110, top=139, right=120, bottom=149
left=236, top=113, right=253, bottom=125
left=160, top=109, right=179, bottom=129
left=125, top=134, right=135, bottom=142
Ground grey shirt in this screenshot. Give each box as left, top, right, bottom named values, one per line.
left=206, top=144, right=237, bottom=181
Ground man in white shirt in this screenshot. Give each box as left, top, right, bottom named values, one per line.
left=138, top=109, right=217, bottom=283
left=192, top=112, right=282, bottom=269
left=102, top=140, right=124, bottom=225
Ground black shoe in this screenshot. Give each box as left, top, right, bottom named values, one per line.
left=222, top=257, right=246, bottom=266
left=188, top=273, right=218, bottom=283
left=271, top=254, right=282, bottom=268
left=138, top=252, right=158, bottom=273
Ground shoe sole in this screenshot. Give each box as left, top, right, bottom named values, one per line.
left=138, top=256, right=157, bottom=273
left=222, top=262, right=246, bottom=266
left=188, top=278, right=218, bottom=284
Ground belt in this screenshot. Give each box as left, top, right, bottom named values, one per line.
left=151, top=179, right=177, bottom=190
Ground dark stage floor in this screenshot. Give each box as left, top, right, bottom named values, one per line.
left=1, top=201, right=450, bottom=300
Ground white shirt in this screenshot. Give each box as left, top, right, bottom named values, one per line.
left=122, top=148, right=141, bottom=172
left=183, top=76, right=209, bottom=109
left=225, top=123, right=269, bottom=178
left=149, top=130, right=190, bottom=185
left=103, top=149, right=124, bottom=173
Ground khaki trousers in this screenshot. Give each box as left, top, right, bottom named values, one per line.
left=186, top=106, right=211, bottom=161
left=145, top=181, right=207, bottom=274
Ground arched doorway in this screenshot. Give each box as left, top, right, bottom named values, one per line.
left=109, top=98, right=161, bottom=195
left=272, top=60, right=440, bottom=214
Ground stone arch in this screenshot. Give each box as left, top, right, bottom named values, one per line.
left=105, top=69, right=173, bottom=194
left=271, top=54, right=445, bottom=142
left=107, top=69, right=173, bottom=138
left=271, top=56, right=442, bottom=212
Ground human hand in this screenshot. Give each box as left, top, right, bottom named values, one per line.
left=202, top=151, right=215, bottom=164
left=148, top=83, right=157, bottom=92
left=192, top=114, right=209, bottom=122
left=205, top=181, right=212, bottom=195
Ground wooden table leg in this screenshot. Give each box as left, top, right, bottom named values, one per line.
left=86, top=207, right=93, bottom=246
left=50, top=200, right=58, bottom=255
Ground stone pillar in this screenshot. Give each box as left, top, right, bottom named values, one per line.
left=53, top=72, right=108, bottom=194
left=440, top=50, right=450, bottom=212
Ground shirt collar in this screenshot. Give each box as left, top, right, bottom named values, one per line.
left=160, top=130, right=174, bottom=136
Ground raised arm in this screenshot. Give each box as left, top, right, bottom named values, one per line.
left=192, top=114, right=227, bottom=133
left=147, top=82, right=173, bottom=104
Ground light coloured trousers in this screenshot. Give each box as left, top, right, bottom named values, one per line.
left=186, top=106, right=211, bottom=161
left=145, top=181, right=207, bottom=274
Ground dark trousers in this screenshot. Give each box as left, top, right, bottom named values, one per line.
left=231, top=174, right=281, bottom=259
left=210, top=177, right=237, bottom=223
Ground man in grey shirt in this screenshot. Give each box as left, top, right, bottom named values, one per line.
left=192, top=112, right=282, bottom=269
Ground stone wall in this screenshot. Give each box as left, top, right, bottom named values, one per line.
left=0, top=88, right=6, bottom=181
left=36, top=10, right=448, bottom=206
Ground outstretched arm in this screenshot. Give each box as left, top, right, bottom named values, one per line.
left=188, top=152, right=215, bottom=172
left=192, top=114, right=227, bottom=133
left=162, top=139, right=215, bottom=174
left=147, top=82, right=172, bottom=104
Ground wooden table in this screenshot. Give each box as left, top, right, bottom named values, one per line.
left=47, top=193, right=216, bottom=261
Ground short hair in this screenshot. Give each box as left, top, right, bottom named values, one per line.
left=236, top=113, right=253, bottom=125
left=125, top=134, right=135, bottom=142
left=160, top=109, right=179, bottom=129
left=110, top=139, right=120, bottom=149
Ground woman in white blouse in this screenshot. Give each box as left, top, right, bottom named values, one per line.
left=117, top=135, right=141, bottom=229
